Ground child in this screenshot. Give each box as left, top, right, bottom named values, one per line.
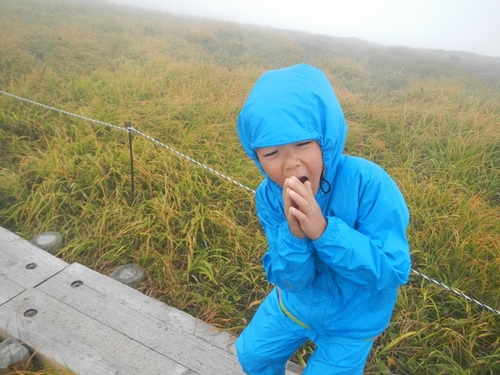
left=235, top=64, right=411, bottom=375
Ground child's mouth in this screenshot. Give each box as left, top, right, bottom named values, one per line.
left=298, top=176, right=309, bottom=184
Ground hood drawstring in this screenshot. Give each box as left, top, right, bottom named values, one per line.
left=320, top=167, right=331, bottom=194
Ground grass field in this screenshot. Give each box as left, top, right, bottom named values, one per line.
left=1, top=0, right=499, bottom=373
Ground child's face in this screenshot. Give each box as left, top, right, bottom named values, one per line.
left=256, top=140, right=324, bottom=194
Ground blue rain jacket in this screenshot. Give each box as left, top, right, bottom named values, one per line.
left=237, top=64, right=411, bottom=339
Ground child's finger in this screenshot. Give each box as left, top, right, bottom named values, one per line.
left=287, top=207, right=306, bottom=238
left=288, top=189, right=311, bottom=212
left=287, top=177, right=314, bottom=200
left=283, top=187, right=298, bottom=209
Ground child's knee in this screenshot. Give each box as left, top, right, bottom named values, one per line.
left=235, top=334, right=286, bottom=375
left=235, top=334, right=262, bottom=373
left=235, top=335, right=251, bottom=371
left=304, top=336, right=374, bottom=375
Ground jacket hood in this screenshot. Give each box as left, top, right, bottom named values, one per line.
left=237, top=64, right=347, bottom=184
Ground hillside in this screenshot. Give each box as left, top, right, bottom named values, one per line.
left=1, top=0, right=499, bottom=373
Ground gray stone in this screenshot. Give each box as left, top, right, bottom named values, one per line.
left=109, top=264, right=146, bottom=289
left=0, top=337, right=31, bottom=373
left=30, top=231, right=63, bottom=255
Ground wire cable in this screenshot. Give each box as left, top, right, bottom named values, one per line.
left=1, top=89, right=498, bottom=316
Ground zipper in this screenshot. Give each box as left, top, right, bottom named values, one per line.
left=277, top=287, right=311, bottom=330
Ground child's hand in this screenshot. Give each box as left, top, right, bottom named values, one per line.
left=283, top=183, right=307, bottom=239
left=283, top=176, right=327, bottom=240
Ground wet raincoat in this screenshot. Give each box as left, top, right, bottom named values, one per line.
left=236, top=64, right=411, bottom=373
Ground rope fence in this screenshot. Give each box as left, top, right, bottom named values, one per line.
left=1, top=89, right=499, bottom=316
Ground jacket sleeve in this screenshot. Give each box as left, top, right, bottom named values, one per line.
left=313, top=164, right=411, bottom=291
left=256, top=184, right=318, bottom=293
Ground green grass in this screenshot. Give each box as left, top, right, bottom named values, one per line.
left=1, top=0, right=499, bottom=373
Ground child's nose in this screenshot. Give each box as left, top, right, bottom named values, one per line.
left=284, top=151, right=300, bottom=170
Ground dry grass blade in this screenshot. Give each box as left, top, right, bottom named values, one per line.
left=1, top=0, right=499, bottom=374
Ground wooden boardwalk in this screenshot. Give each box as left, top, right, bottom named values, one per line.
left=0, top=226, right=302, bottom=375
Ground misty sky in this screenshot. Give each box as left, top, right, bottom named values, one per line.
left=107, top=0, right=500, bottom=58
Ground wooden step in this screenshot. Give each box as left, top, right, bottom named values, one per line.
left=0, top=227, right=303, bottom=374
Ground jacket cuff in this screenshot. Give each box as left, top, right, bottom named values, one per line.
left=312, top=216, right=340, bottom=248
left=280, top=222, right=314, bottom=249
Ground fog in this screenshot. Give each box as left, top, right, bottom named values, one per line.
left=106, top=0, right=500, bottom=58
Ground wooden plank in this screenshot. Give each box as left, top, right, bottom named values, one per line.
left=0, top=228, right=302, bottom=374
left=0, top=235, right=68, bottom=289
left=0, top=289, right=189, bottom=375
left=0, top=274, right=25, bottom=305
left=52, top=263, right=236, bottom=353
left=37, top=263, right=244, bottom=375
left=0, top=227, right=22, bottom=242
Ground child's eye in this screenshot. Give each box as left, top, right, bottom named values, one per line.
left=263, top=150, right=278, bottom=157
left=297, top=141, right=311, bottom=147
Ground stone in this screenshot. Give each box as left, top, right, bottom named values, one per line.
left=109, top=264, right=146, bottom=289
left=30, top=232, right=63, bottom=255
left=0, top=337, right=31, bottom=373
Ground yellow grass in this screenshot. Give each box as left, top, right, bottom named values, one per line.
left=1, top=0, right=499, bottom=373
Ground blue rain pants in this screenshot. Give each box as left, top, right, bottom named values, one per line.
left=236, top=289, right=375, bottom=375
